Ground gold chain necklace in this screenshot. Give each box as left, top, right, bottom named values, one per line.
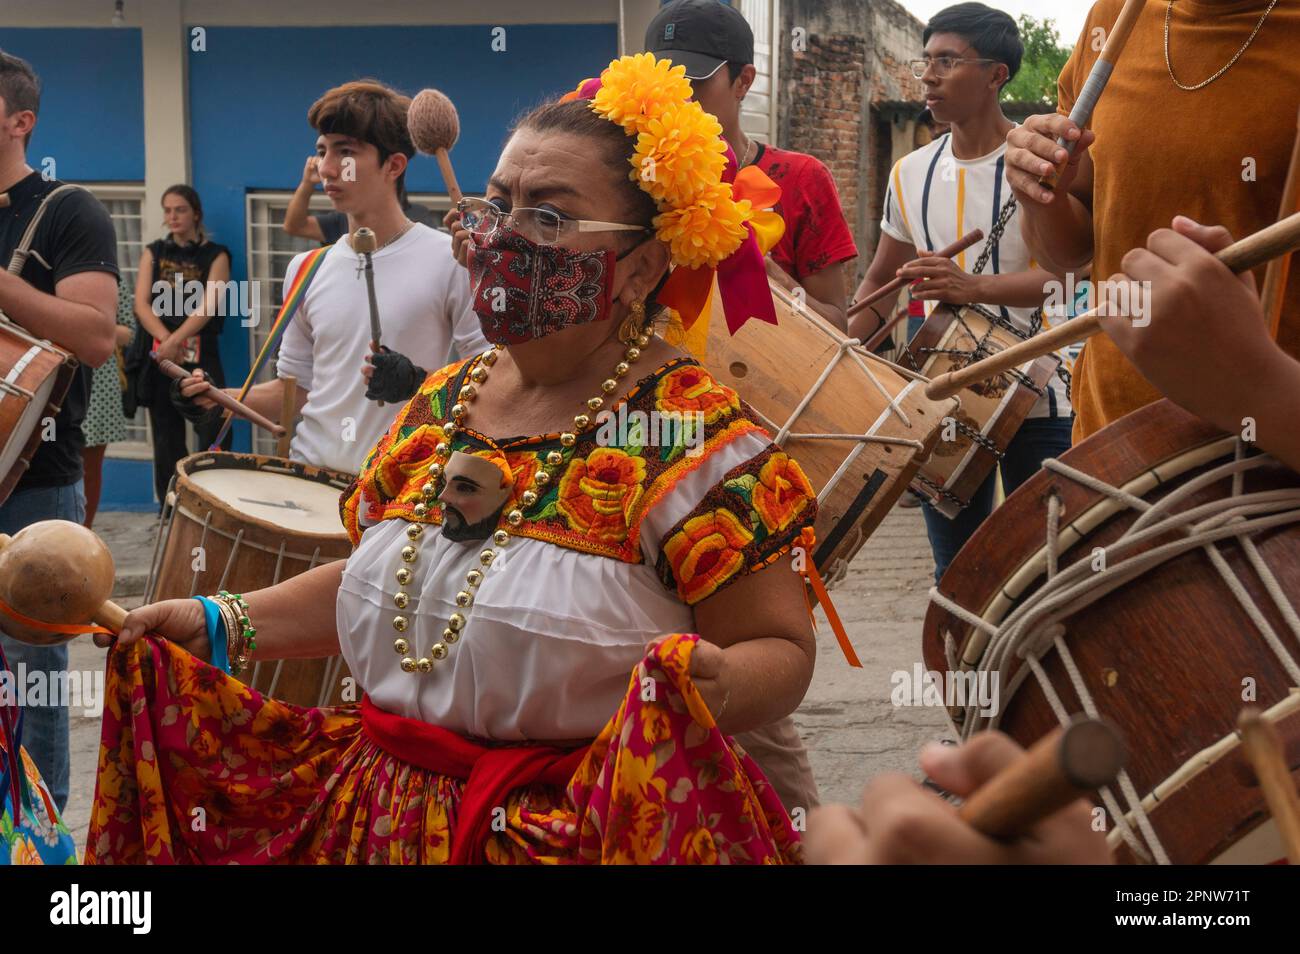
left=1164, top=0, right=1279, bottom=91
left=390, top=328, right=650, bottom=674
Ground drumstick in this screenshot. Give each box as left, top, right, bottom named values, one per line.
left=352, top=227, right=385, bottom=407
left=277, top=374, right=297, bottom=457
left=1260, top=108, right=1300, bottom=339
left=847, top=229, right=985, bottom=321
left=925, top=209, right=1300, bottom=400
left=152, top=354, right=285, bottom=438
left=958, top=718, right=1125, bottom=841
left=1238, top=707, right=1300, bottom=864
left=1039, top=0, right=1147, bottom=190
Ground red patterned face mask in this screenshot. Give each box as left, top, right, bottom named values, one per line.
left=468, top=225, right=618, bottom=345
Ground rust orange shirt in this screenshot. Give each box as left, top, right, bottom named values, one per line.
left=1059, top=0, right=1300, bottom=441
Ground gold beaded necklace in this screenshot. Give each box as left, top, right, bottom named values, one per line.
left=390, top=318, right=651, bottom=674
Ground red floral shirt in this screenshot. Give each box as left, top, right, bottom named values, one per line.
left=753, top=143, right=858, bottom=281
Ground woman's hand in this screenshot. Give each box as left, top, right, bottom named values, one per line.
left=93, top=598, right=211, bottom=660
left=154, top=334, right=181, bottom=365
left=687, top=637, right=731, bottom=720
left=443, top=207, right=470, bottom=268
left=806, top=732, right=1112, bottom=864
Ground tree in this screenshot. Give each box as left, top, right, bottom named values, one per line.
left=1002, top=14, right=1072, bottom=106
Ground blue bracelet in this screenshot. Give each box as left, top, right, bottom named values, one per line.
left=193, top=596, right=231, bottom=674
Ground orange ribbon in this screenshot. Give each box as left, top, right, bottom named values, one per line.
left=797, top=527, right=861, bottom=668
left=0, top=597, right=113, bottom=638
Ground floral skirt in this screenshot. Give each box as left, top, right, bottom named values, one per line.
left=2, top=744, right=76, bottom=865
left=86, top=633, right=800, bottom=864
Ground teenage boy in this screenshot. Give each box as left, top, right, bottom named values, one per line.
left=180, top=80, right=486, bottom=475
left=647, top=0, right=858, bottom=329
left=0, top=51, right=119, bottom=811
left=848, top=3, right=1072, bottom=581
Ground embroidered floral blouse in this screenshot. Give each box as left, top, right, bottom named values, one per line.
left=336, top=355, right=817, bottom=740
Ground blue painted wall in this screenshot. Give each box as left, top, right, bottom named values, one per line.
left=186, top=23, right=619, bottom=451
left=0, top=28, right=145, bottom=181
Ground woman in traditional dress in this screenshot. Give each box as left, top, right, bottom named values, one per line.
left=87, top=55, right=819, bottom=865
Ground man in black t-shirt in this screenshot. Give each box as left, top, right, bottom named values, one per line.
left=0, top=52, right=118, bottom=812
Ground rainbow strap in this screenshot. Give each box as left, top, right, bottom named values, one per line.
left=209, top=243, right=332, bottom=450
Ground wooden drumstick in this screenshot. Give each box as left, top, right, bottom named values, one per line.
left=847, top=228, right=985, bottom=321
left=1039, top=0, right=1147, bottom=191
left=1238, top=707, right=1300, bottom=864
left=925, top=209, right=1300, bottom=400
left=1260, top=108, right=1300, bottom=339
left=277, top=374, right=297, bottom=457
left=152, top=354, right=285, bottom=437
left=958, top=718, right=1126, bottom=840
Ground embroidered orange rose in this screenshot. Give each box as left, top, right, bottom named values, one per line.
left=662, top=508, right=754, bottom=604
left=752, top=453, right=814, bottom=534
left=377, top=423, right=446, bottom=499
left=557, top=448, right=646, bottom=543
left=655, top=365, right=738, bottom=424
left=503, top=451, right=541, bottom=509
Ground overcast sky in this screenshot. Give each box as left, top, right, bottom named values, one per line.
left=897, top=0, right=1090, bottom=46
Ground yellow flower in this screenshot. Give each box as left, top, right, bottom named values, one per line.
left=630, top=101, right=727, bottom=209
left=654, top=182, right=753, bottom=270
left=591, top=52, right=694, bottom=134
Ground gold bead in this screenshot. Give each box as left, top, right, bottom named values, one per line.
left=520, top=490, right=537, bottom=508
left=448, top=613, right=466, bottom=632
left=392, top=615, right=409, bottom=633
left=573, top=414, right=590, bottom=431
left=406, top=523, right=423, bottom=540
left=394, top=591, right=409, bottom=609
left=624, top=346, right=640, bottom=361
left=443, top=423, right=458, bottom=439
left=455, top=590, right=473, bottom=607
left=431, top=643, right=449, bottom=660
left=493, top=529, right=510, bottom=546
left=559, top=432, right=576, bottom=447
left=482, top=349, right=499, bottom=366
left=587, top=396, right=604, bottom=411
left=444, top=629, right=459, bottom=644
left=393, top=637, right=409, bottom=654
left=421, top=481, right=436, bottom=498
left=428, top=462, right=443, bottom=479
left=458, top=384, right=477, bottom=401
left=452, top=403, right=468, bottom=420
left=466, top=570, right=483, bottom=588
left=479, top=549, right=495, bottom=566
left=615, top=362, right=630, bottom=376
left=435, top=442, right=449, bottom=457
left=400, top=656, right=417, bottom=673
left=470, top=366, right=487, bottom=383
left=534, top=470, right=551, bottom=486
left=637, top=333, right=651, bottom=348
left=600, top=379, right=618, bottom=394
left=507, top=509, right=523, bottom=526
left=401, top=545, right=418, bottom=563
left=546, top=450, right=563, bottom=467
left=417, top=657, right=433, bottom=673
left=413, top=502, right=428, bottom=518
left=396, top=567, right=412, bottom=586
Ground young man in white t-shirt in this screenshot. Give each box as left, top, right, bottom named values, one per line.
left=849, top=3, right=1073, bottom=580
left=179, top=80, right=486, bottom=475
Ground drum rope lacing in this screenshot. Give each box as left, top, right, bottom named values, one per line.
left=928, top=440, right=1300, bottom=864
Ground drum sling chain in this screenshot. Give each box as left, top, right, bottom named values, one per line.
left=928, top=440, right=1300, bottom=863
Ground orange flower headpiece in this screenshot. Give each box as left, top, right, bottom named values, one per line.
left=560, top=53, right=785, bottom=341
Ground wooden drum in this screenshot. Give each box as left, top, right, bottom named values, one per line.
left=148, top=451, right=355, bottom=708
left=922, top=401, right=1300, bottom=864
left=906, top=304, right=1060, bottom=518
left=0, top=318, right=78, bottom=506
left=704, top=280, right=958, bottom=582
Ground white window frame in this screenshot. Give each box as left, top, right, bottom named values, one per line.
left=739, top=0, right=780, bottom=144
left=243, top=190, right=453, bottom=456
left=79, top=182, right=153, bottom=460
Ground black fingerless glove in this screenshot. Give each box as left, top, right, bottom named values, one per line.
left=169, top=372, right=222, bottom=426
left=366, top=347, right=426, bottom=403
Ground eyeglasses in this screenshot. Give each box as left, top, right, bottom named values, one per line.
left=909, top=56, right=998, bottom=79
left=456, top=196, right=649, bottom=247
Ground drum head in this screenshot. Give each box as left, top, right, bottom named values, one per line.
left=177, top=452, right=351, bottom=538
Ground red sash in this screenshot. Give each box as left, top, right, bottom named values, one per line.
left=360, top=696, right=589, bottom=865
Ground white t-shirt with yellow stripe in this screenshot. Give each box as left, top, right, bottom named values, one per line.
left=880, top=130, right=1071, bottom=419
